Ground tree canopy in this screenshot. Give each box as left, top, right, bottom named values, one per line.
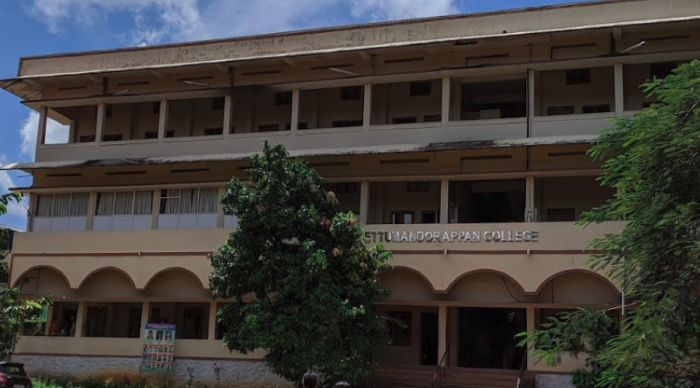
left=209, top=142, right=392, bottom=386
left=523, top=60, right=700, bottom=387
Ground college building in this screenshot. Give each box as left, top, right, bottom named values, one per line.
left=2, top=0, right=699, bottom=387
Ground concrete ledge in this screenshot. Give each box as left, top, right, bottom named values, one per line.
left=12, top=355, right=290, bottom=388
left=536, top=373, right=574, bottom=388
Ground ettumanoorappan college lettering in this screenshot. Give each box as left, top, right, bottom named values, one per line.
left=364, top=230, right=540, bottom=244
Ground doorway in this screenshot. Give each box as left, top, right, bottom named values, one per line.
left=420, top=312, right=439, bottom=365
left=457, top=308, right=526, bottom=369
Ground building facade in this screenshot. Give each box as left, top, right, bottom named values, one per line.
left=2, top=0, right=699, bottom=386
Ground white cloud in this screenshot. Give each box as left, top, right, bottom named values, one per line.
left=28, top=0, right=459, bottom=45
left=20, top=111, right=70, bottom=158
left=350, top=0, right=457, bottom=20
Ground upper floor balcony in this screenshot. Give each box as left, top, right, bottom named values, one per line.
left=29, top=59, right=688, bottom=163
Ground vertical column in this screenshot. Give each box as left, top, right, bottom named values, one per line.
left=527, top=69, right=536, bottom=138
left=526, top=307, right=536, bottom=371
left=157, top=99, right=168, bottom=143
left=441, top=76, right=451, bottom=127
left=223, top=95, right=233, bottom=138
left=95, top=103, right=106, bottom=145
left=363, top=83, right=372, bottom=130
left=151, top=189, right=161, bottom=229
left=35, top=107, right=48, bottom=155
left=208, top=301, right=218, bottom=340
left=359, top=181, right=370, bottom=224
left=86, top=192, right=97, bottom=231
left=290, top=89, right=300, bottom=133
left=438, top=305, right=448, bottom=365
left=140, top=302, right=150, bottom=339
left=44, top=304, right=54, bottom=336
left=525, top=176, right=536, bottom=222
left=614, top=64, right=624, bottom=116
left=26, top=193, right=35, bottom=232
left=74, top=302, right=86, bottom=337
left=217, top=187, right=226, bottom=228
left=440, top=179, right=449, bottom=224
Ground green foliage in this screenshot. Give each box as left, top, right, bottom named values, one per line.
left=209, top=142, right=392, bottom=387
left=0, top=192, right=50, bottom=360
left=522, top=60, right=700, bottom=387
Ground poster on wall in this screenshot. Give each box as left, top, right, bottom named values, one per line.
left=140, top=323, right=176, bottom=373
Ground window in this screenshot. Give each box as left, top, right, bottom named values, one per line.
left=33, top=193, right=89, bottom=231
left=582, top=104, right=611, bottom=114
left=204, top=128, right=223, bottom=136
left=409, top=81, right=432, bottom=96
left=392, top=117, right=417, bottom=124
left=165, top=130, right=175, bottom=138
left=274, top=91, right=292, bottom=106
left=650, top=62, right=676, bottom=79
left=102, top=134, right=123, bottom=142
left=407, top=181, right=430, bottom=193
left=421, top=210, right=438, bottom=224
left=332, top=120, right=363, bottom=128
left=566, top=69, right=591, bottom=85
left=335, top=183, right=358, bottom=194
left=105, top=105, right=113, bottom=117
left=158, top=188, right=219, bottom=229
left=258, top=124, right=280, bottom=132
left=391, top=211, right=414, bottom=225
left=546, top=208, right=576, bottom=222
left=93, top=191, right=153, bottom=231
left=145, top=131, right=158, bottom=139
left=547, top=106, right=575, bottom=116
left=388, top=312, right=412, bottom=347
left=152, top=102, right=161, bottom=114
left=340, top=86, right=362, bottom=101
left=211, top=97, right=225, bottom=110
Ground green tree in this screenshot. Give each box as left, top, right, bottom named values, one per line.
left=1, top=192, right=48, bottom=360
left=522, top=60, right=700, bottom=387
left=209, top=142, right=392, bottom=387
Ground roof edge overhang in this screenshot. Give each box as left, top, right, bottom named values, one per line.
left=1, top=135, right=597, bottom=172
left=4, top=14, right=700, bottom=85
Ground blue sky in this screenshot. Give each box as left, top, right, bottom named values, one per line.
left=0, top=0, right=590, bottom=229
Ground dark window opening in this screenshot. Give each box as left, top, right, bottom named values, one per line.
left=102, top=134, right=123, bottom=142
left=145, top=131, right=158, bottom=139
left=211, top=97, right=225, bottom=110
left=105, top=105, right=113, bottom=117
left=582, top=104, right=611, bottom=114
left=421, top=210, right=438, bottom=224
left=340, top=86, right=362, bottom=101
left=259, top=124, right=280, bottom=132
left=388, top=312, right=412, bottom=347
left=407, top=181, right=430, bottom=192
left=391, top=211, right=414, bottom=225
left=165, top=130, right=175, bottom=138
left=566, top=69, right=591, bottom=85
left=461, top=79, right=526, bottom=120
left=79, top=135, right=96, bottom=143
left=650, top=62, right=676, bottom=80
left=547, top=106, right=575, bottom=116
left=392, top=116, right=418, bottom=124
left=274, top=91, right=293, bottom=106
left=204, top=127, right=223, bottom=136
left=449, top=180, right=526, bottom=223
left=409, top=81, right=432, bottom=96
left=152, top=102, right=161, bottom=114
left=424, top=114, right=442, bottom=122
left=332, top=119, right=363, bottom=128
left=546, top=208, right=576, bottom=222
left=335, top=183, right=358, bottom=194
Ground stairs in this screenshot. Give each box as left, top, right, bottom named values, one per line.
left=370, top=365, right=535, bottom=388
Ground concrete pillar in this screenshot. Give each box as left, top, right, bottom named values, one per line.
left=527, top=69, right=536, bottom=137
left=208, top=302, right=218, bottom=340
left=441, top=76, right=450, bottom=127
left=157, top=99, right=168, bottom=142
left=223, top=95, right=233, bottom=137
left=359, top=181, right=370, bottom=224
left=363, top=83, right=372, bottom=130
left=140, top=302, right=150, bottom=340
left=438, top=305, right=448, bottom=365
left=86, top=192, right=97, bottom=231
left=291, top=89, right=300, bottom=133
left=440, top=179, right=449, bottom=224
left=525, top=176, right=536, bottom=222
left=36, top=106, right=47, bottom=155
left=614, top=63, right=624, bottom=115
left=151, top=189, right=162, bottom=229
left=44, top=305, right=54, bottom=336
left=95, top=103, right=106, bottom=145
left=75, top=302, right=86, bottom=338
left=526, top=307, right=536, bottom=371
left=217, top=187, right=226, bottom=228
